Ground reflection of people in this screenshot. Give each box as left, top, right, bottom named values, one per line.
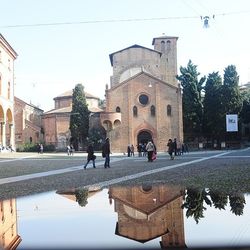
left=84, top=144, right=96, bottom=169
left=102, top=138, right=111, bottom=168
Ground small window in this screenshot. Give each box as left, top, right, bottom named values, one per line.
left=161, top=41, right=165, bottom=52
left=167, top=105, right=172, bottom=116
left=139, top=94, right=149, bottom=105
left=167, top=40, right=171, bottom=50
left=133, top=106, right=138, bottom=117
left=150, top=105, right=156, bottom=116
left=116, top=106, right=121, bottom=112
left=7, top=82, right=10, bottom=99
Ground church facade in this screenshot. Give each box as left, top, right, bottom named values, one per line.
left=100, top=36, right=183, bottom=152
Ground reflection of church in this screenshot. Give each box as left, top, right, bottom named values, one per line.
left=0, top=198, right=21, bottom=249
left=109, top=185, right=186, bottom=248
left=101, top=36, right=183, bottom=152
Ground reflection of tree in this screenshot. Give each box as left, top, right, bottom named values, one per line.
left=209, top=190, right=228, bottom=210
left=229, top=194, right=246, bottom=216
left=181, top=188, right=211, bottom=224
left=75, top=188, right=89, bottom=207
left=182, top=188, right=246, bottom=223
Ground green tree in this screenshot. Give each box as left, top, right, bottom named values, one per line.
left=203, top=72, right=223, bottom=141
left=69, top=84, right=90, bottom=150
left=240, top=88, right=250, bottom=124
left=75, top=188, right=89, bottom=207
left=176, top=60, right=206, bottom=139
left=229, top=193, right=246, bottom=216
left=208, top=189, right=228, bottom=210
left=221, top=65, right=242, bottom=115
left=181, top=188, right=211, bottom=224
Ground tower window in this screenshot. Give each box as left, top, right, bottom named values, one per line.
left=133, top=106, right=138, bottom=117
left=150, top=105, right=156, bottom=117
left=167, top=40, right=171, bottom=50
left=116, top=106, right=121, bottom=112
left=167, top=105, right=172, bottom=116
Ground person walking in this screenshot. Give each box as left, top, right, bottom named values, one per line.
left=167, top=139, right=175, bottom=160
left=130, top=144, right=135, bottom=156
left=146, top=140, right=155, bottom=162
left=102, top=138, right=111, bottom=168
left=84, top=144, right=96, bottom=169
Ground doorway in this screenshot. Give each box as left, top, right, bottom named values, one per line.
left=137, top=131, right=152, bottom=145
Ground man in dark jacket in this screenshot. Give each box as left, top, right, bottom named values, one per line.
left=102, top=138, right=111, bottom=168
left=84, top=144, right=96, bottom=169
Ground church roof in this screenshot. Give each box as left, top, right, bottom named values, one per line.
left=54, top=90, right=100, bottom=100
left=0, top=33, right=18, bottom=58
left=109, top=44, right=161, bottom=66
left=44, top=105, right=103, bottom=115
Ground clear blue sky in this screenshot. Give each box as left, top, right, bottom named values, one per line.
left=1, top=0, right=250, bottom=111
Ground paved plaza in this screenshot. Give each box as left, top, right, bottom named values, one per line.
left=0, top=148, right=250, bottom=199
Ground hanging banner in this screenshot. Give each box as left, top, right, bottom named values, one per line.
left=226, top=114, right=238, bottom=132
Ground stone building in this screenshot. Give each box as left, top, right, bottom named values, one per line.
left=42, top=89, right=103, bottom=150
left=100, top=36, right=183, bottom=152
left=0, top=34, right=18, bottom=149
left=14, top=96, right=44, bottom=148
left=0, top=198, right=21, bottom=249
left=109, top=185, right=186, bottom=248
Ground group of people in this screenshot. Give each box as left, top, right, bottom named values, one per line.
left=83, top=137, right=187, bottom=169
left=167, top=138, right=187, bottom=160
left=84, top=138, right=111, bottom=169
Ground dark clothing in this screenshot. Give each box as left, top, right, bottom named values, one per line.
left=167, top=140, right=175, bottom=160
left=102, top=140, right=111, bottom=168
left=84, top=145, right=96, bottom=169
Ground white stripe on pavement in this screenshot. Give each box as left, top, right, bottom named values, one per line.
left=84, top=151, right=231, bottom=189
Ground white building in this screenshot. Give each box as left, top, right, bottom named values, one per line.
left=0, top=34, right=18, bottom=149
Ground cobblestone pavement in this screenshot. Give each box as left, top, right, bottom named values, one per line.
left=0, top=148, right=250, bottom=199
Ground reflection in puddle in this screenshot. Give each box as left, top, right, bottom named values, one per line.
left=0, top=184, right=250, bottom=249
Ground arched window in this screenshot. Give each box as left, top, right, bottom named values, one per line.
left=167, top=40, right=171, bottom=50
left=167, top=105, right=172, bottom=116
left=116, top=106, right=121, bottom=112
left=133, top=106, right=138, bottom=117
left=150, top=105, right=156, bottom=117
left=161, top=41, right=165, bottom=53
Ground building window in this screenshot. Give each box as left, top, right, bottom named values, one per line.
left=0, top=75, right=2, bottom=96
left=167, top=40, right=171, bottom=50
left=7, top=82, right=10, bottom=99
left=150, top=105, right=156, bottom=116
left=133, top=106, right=138, bottom=117
left=8, top=59, right=11, bottom=70
left=161, top=41, right=165, bottom=52
left=116, top=106, right=121, bottom=112
left=167, top=105, right=172, bottom=116
left=139, top=94, right=149, bottom=106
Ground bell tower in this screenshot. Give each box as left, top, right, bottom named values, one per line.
left=152, top=36, right=178, bottom=86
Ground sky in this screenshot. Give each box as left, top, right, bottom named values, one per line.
left=1, top=0, right=250, bottom=111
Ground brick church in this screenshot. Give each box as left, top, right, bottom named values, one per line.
left=100, top=35, right=183, bottom=152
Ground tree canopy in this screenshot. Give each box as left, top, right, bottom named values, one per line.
left=69, top=84, right=90, bottom=150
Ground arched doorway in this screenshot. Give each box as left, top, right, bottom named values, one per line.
left=137, top=130, right=152, bottom=145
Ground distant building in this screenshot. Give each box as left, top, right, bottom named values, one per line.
left=100, top=36, right=183, bottom=152
left=0, top=33, right=18, bottom=149
left=14, top=96, right=44, bottom=147
left=42, top=90, right=104, bottom=150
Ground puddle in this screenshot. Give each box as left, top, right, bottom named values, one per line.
left=1, top=184, right=250, bottom=249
